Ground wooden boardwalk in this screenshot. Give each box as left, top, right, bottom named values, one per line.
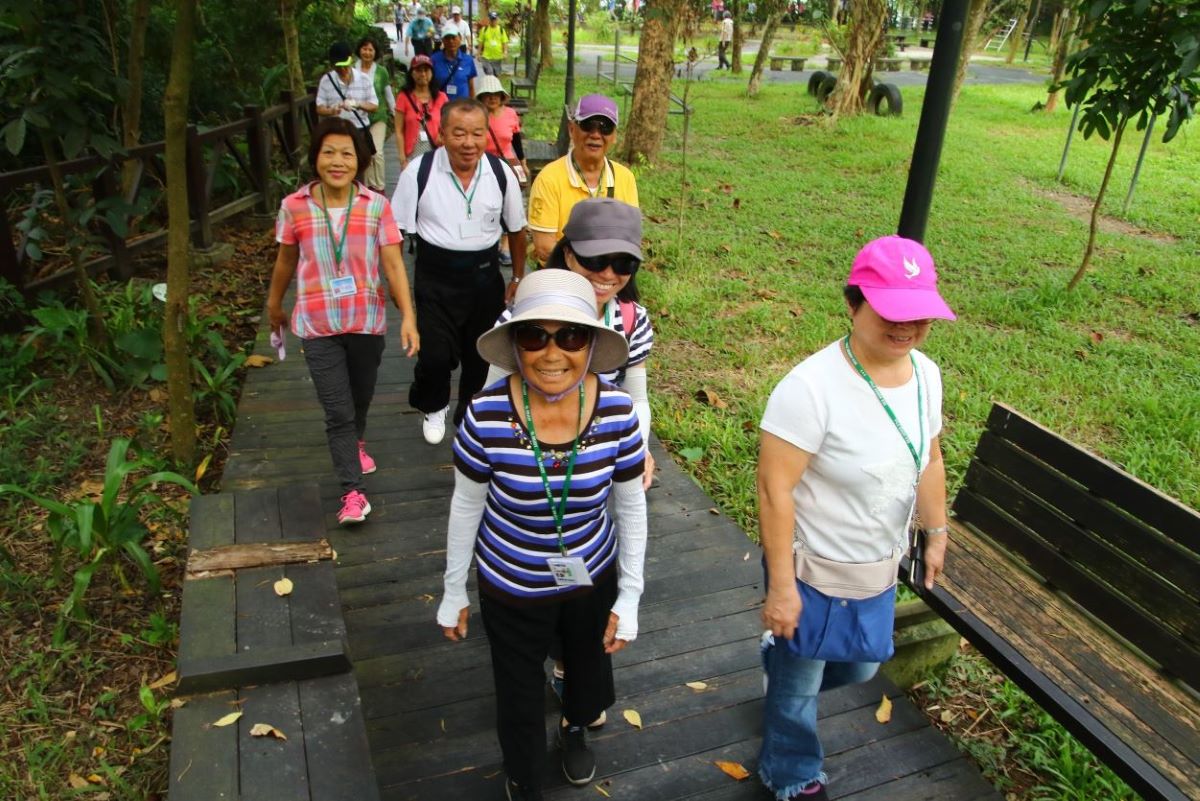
left=213, top=277, right=1002, bottom=800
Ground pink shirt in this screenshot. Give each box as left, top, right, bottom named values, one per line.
left=484, top=106, right=521, bottom=161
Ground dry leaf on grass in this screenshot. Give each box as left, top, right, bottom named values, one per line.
left=714, top=761, right=750, bottom=780
left=212, top=711, right=243, bottom=727
left=622, top=709, right=642, bottom=729
left=685, top=681, right=708, bottom=691
left=273, top=577, right=294, bottom=596
left=68, top=774, right=89, bottom=789
left=875, top=694, right=893, bottom=724
left=694, top=388, right=728, bottom=409
left=86, top=774, right=104, bottom=784
left=194, top=454, right=212, bottom=483
left=245, top=354, right=274, bottom=368
left=149, top=670, right=176, bottom=690
left=249, top=723, right=288, bottom=740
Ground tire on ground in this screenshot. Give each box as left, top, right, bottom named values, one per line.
left=807, top=70, right=832, bottom=97
left=816, top=74, right=838, bottom=103
left=869, top=82, right=903, bottom=116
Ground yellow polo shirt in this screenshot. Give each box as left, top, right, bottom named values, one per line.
left=527, top=153, right=639, bottom=239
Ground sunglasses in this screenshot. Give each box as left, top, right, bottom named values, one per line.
left=571, top=251, right=640, bottom=277
left=512, top=324, right=593, bottom=353
left=576, top=117, right=616, bottom=136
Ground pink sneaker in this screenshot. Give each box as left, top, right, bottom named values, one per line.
left=337, top=490, right=372, bottom=525
left=358, top=440, right=377, bottom=474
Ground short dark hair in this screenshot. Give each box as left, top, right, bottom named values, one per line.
left=440, top=98, right=487, bottom=130
left=355, top=37, right=377, bottom=57
left=545, top=241, right=641, bottom=303
left=843, top=284, right=866, bottom=310
left=307, top=118, right=371, bottom=179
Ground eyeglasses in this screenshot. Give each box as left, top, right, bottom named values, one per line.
left=512, top=324, right=593, bottom=352
left=576, top=117, right=616, bottom=136
left=571, top=251, right=640, bottom=277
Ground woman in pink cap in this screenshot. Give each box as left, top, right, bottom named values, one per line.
left=755, top=235, right=956, bottom=801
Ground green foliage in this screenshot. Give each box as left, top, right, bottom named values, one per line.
left=1061, top=0, right=1199, bottom=142
left=193, top=351, right=247, bottom=423
left=0, top=438, right=195, bottom=645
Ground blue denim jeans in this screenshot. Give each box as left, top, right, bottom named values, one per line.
left=758, top=635, right=879, bottom=799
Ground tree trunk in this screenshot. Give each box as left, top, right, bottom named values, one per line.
left=163, top=0, right=198, bottom=467
left=535, top=0, right=553, bottom=68
left=828, top=0, right=838, bottom=23
left=621, top=0, right=686, bottom=164
left=1067, top=118, right=1125, bottom=291
left=1005, top=0, right=1030, bottom=64
left=332, top=0, right=356, bottom=29
left=1044, top=10, right=1075, bottom=112
left=731, top=0, right=744, bottom=72
left=951, top=0, right=990, bottom=105
left=281, top=0, right=306, bottom=99
left=747, top=12, right=781, bottom=96
left=122, top=0, right=152, bottom=196
left=827, top=0, right=886, bottom=118
left=1047, top=5, right=1064, bottom=53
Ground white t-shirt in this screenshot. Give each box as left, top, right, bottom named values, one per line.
left=760, top=339, right=943, bottom=563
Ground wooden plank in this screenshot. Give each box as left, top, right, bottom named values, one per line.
left=186, top=539, right=333, bottom=575
left=235, top=485, right=283, bottom=543
left=278, top=482, right=329, bottom=541
left=237, top=564, right=294, bottom=650
left=168, top=690, right=240, bottom=801
left=287, top=561, right=348, bottom=644
left=189, top=493, right=235, bottom=549
left=299, top=673, right=382, bottom=801
left=178, top=575, right=237, bottom=664
left=238, top=682, right=311, bottom=800
left=178, top=639, right=351, bottom=694
left=987, top=403, right=1200, bottom=552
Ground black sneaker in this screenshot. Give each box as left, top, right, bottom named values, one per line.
left=558, top=721, right=596, bottom=786
left=787, top=780, right=830, bottom=801
left=504, top=777, right=543, bottom=801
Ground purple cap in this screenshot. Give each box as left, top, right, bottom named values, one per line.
left=847, top=235, right=956, bottom=322
left=572, top=94, right=619, bottom=126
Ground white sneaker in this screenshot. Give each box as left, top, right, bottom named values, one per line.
left=422, top=406, right=449, bottom=444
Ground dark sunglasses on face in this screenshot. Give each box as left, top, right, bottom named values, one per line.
left=577, top=117, right=616, bottom=136
left=512, top=323, right=593, bottom=352
left=571, top=251, right=640, bottom=277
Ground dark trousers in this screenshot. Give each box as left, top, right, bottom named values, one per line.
left=413, top=38, right=433, bottom=56
left=717, top=40, right=730, bottom=69
left=302, top=333, right=386, bottom=493
left=480, top=574, right=618, bottom=788
left=409, top=245, right=505, bottom=425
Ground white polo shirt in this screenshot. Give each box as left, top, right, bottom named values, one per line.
left=391, top=148, right=527, bottom=250
left=316, top=70, right=378, bottom=127
left=443, top=16, right=472, bottom=46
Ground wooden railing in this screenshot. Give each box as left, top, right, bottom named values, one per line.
left=0, top=90, right=317, bottom=293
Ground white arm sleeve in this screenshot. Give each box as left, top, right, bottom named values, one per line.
left=609, top=477, right=648, bottom=641
left=623, top=365, right=651, bottom=444
left=437, top=469, right=488, bottom=627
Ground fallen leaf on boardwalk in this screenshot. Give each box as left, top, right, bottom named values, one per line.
left=596, top=786, right=611, bottom=797
left=714, top=761, right=750, bottom=780
left=708, top=508, right=720, bottom=515
left=194, top=454, right=212, bottom=483
left=212, top=711, right=243, bottom=727
left=274, top=578, right=294, bottom=596
left=249, top=723, right=288, bottom=740
left=68, top=774, right=89, bottom=789
left=694, top=388, right=728, bottom=409
left=245, top=354, right=274, bottom=368
left=622, top=709, right=642, bottom=729
left=420, top=593, right=435, bottom=603
left=441, top=719, right=446, bottom=732
left=743, top=552, right=750, bottom=561
left=149, top=670, right=176, bottom=690
left=170, top=698, right=187, bottom=710
left=875, top=694, right=893, bottom=724
left=685, top=681, right=708, bottom=691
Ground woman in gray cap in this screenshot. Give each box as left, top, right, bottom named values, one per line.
left=438, top=269, right=648, bottom=799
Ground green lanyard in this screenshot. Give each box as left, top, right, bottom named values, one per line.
left=842, top=335, right=925, bottom=482
left=571, top=155, right=607, bottom=198
left=521, top=379, right=585, bottom=556
left=451, top=159, right=482, bottom=218
left=317, top=185, right=355, bottom=271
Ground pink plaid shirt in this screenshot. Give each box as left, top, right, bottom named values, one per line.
left=276, top=182, right=403, bottom=338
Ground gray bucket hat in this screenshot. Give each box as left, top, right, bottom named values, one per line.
left=561, top=198, right=643, bottom=260
left=476, top=271, right=629, bottom=374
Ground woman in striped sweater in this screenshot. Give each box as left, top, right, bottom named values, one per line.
left=437, top=270, right=649, bottom=800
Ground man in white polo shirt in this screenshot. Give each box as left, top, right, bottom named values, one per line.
left=443, top=4, right=472, bottom=50
left=392, top=99, right=527, bottom=444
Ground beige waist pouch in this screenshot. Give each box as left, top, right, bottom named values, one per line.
left=793, top=547, right=900, bottom=600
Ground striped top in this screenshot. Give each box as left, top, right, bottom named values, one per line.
left=493, top=296, right=654, bottom=385
left=453, top=378, right=646, bottom=602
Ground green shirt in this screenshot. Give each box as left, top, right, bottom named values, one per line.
left=359, top=62, right=391, bottom=125
left=479, top=25, right=507, bottom=60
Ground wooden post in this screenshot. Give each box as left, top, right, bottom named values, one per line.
left=243, top=104, right=272, bottom=213
left=92, top=163, right=133, bottom=279
left=185, top=124, right=213, bottom=250
left=280, top=90, right=300, bottom=159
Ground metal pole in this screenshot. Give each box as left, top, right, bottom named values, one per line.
left=1022, top=0, right=1041, bottom=62
left=896, top=0, right=969, bottom=243
left=1122, top=114, right=1156, bottom=213
left=1057, top=102, right=1082, bottom=181
left=566, top=0, right=578, bottom=107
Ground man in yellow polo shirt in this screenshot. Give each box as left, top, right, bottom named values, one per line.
left=527, top=94, right=639, bottom=263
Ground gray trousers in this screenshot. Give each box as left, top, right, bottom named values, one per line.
left=302, top=333, right=386, bottom=493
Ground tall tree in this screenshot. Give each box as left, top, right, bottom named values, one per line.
left=1005, top=0, right=1032, bottom=63
left=746, top=8, right=783, bottom=96
left=730, top=0, right=744, bottom=72
left=622, top=0, right=688, bottom=163
left=952, top=0, right=992, bottom=103
left=535, top=0, right=554, bottom=68
left=163, top=0, right=199, bottom=466
left=281, top=0, right=306, bottom=99
left=827, top=0, right=887, bottom=117
left=1044, top=8, right=1076, bottom=111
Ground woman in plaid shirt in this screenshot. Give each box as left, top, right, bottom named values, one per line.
left=266, top=118, right=420, bottom=525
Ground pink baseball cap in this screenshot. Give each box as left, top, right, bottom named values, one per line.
left=848, top=235, right=956, bottom=322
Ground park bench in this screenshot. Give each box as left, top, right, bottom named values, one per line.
left=910, top=58, right=931, bottom=70
left=903, top=402, right=1200, bottom=801
left=769, top=55, right=808, bottom=71
left=874, top=57, right=905, bottom=71
left=168, top=484, right=380, bottom=801
left=509, top=62, right=541, bottom=107
left=826, top=56, right=843, bottom=71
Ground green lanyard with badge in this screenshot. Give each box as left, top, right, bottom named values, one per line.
left=318, top=185, right=358, bottom=298
left=522, top=379, right=593, bottom=588
left=570, top=155, right=616, bottom=199
left=842, top=335, right=925, bottom=487
left=451, top=159, right=488, bottom=239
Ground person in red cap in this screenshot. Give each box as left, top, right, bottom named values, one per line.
left=755, top=235, right=956, bottom=801
left=394, top=54, right=448, bottom=172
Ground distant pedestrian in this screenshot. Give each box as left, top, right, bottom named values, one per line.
left=266, top=118, right=419, bottom=526
left=478, top=11, right=508, bottom=76
left=394, top=54, right=448, bottom=172
left=443, top=4, right=472, bottom=50
left=717, top=11, right=733, bottom=69
left=432, top=31, right=477, bottom=98
left=407, top=7, right=436, bottom=56
left=354, top=37, right=394, bottom=193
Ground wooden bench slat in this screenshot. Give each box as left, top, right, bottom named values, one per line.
left=187, top=539, right=333, bottom=574
left=239, top=682, right=311, bottom=800
left=168, top=691, right=240, bottom=801
left=963, top=458, right=1200, bottom=645
left=299, top=673, right=381, bottom=801
left=954, top=489, right=1200, bottom=683
left=973, top=431, right=1200, bottom=603
left=178, top=639, right=351, bottom=694
left=987, top=403, right=1200, bottom=552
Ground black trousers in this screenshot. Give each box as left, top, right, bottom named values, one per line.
left=718, top=40, right=730, bottom=69
left=409, top=242, right=505, bottom=425
left=480, top=574, right=618, bottom=788
left=302, top=333, right=386, bottom=493
left=413, top=38, right=433, bottom=56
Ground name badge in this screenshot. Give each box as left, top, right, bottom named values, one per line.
left=459, top=219, right=484, bottom=238
left=547, top=556, right=593, bottom=588
left=330, top=275, right=357, bottom=297
left=447, top=84, right=458, bottom=95
left=418, top=129, right=429, bottom=142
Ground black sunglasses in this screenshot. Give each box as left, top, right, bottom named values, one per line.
left=571, top=251, right=640, bottom=277
left=512, top=323, right=593, bottom=353
left=576, top=117, right=616, bottom=136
